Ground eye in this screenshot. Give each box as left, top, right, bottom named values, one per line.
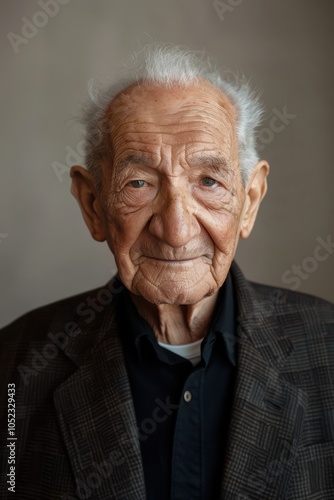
left=200, top=177, right=218, bottom=187
left=127, top=180, right=148, bottom=188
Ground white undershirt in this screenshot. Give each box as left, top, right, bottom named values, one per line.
left=158, top=338, right=204, bottom=366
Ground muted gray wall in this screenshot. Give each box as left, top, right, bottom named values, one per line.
left=1, top=0, right=333, bottom=328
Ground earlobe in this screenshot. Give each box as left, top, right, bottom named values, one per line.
left=70, top=166, right=106, bottom=242
left=240, top=160, right=269, bottom=239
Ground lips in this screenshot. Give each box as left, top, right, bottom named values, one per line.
left=153, top=257, right=200, bottom=261
left=142, top=251, right=208, bottom=261
left=144, top=255, right=211, bottom=264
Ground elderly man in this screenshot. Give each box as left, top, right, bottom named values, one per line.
left=1, top=45, right=334, bottom=500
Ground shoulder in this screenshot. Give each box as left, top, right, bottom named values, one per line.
left=231, top=261, right=334, bottom=321
left=229, top=268, right=334, bottom=398
left=0, top=277, right=124, bottom=386
left=250, top=279, right=333, bottom=308
left=0, top=276, right=123, bottom=344
left=248, top=282, right=334, bottom=369
left=0, top=287, right=100, bottom=344
left=231, top=262, right=334, bottom=363
left=249, top=280, right=334, bottom=321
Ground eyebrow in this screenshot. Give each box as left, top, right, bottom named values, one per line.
left=191, top=154, right=229, bottom=168
left=116, top=155, right=152, bottom=170
left=190, top=154, right=234, bottom=177
left=116, top=154, right=230, bottom=167
left=114, top=153, right=234, bottom=180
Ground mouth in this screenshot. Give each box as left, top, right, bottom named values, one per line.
left=156, top=257, right=198, bottom=261
left=145, top=256, right=208, bottom=265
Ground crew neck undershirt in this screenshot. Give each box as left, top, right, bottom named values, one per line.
left=158, top=338, right=204, bottom=366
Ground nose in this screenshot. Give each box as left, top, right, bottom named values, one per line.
left=148, top=188, right=201, bottom=247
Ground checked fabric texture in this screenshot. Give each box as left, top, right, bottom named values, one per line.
left=0, top=261, right=334, bottom=499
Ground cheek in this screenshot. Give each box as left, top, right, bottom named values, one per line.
left=106, top=222, right=138, bottom=258
left=200, top=203, right=243, bottom=256
left=105, top=224, right=139, bottom=286
left=205, top=215, right=241, bottom=285
left=104, top=203, right=151, bottom=262
left=215, top=224, right=239, bottom=259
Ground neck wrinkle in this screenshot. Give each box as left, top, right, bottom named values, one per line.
left=130, top=291, right=219, bottom=345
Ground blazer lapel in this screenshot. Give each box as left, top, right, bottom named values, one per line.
left=53, top=285, right=146, bottom=500
left=51, top=265, right=309, bottom=499
left=220, top=263, right=309, bottom=499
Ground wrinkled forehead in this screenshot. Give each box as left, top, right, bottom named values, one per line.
left=106, top=79, right=238, bottom=133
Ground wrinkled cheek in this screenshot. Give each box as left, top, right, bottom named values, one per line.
left=209, top=223, right=240, bottom=279
left=112, top=250, right=139, bottom=292
left=213, top=220, right=240, bottom=255
left=104, top=224, right=135, bottom=275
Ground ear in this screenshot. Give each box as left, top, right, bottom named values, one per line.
left=240, top=160, right=269, bottom=239
left=70, top=166, right=106, bottom=242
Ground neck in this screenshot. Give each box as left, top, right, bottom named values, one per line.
left=130, top=292, right=219, bottom=345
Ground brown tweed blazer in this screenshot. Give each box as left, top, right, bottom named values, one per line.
left=1, top=261, right=334, bottom=499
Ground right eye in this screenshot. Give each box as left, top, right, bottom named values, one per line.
left=127, top=180, right=148, bottom=188
left=200, top=177, right=218, bottom=187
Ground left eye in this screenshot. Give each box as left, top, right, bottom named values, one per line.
left=127, top=180, right=148, bottom=188
left=200, top=177, right=217, bottom=187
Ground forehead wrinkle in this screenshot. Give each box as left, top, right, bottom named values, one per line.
left=109, top=95, right=236, bottom=145
left=111, top=80, right=236, bottom=115
left=178, top=102, right=235, bottom=126
left=111, top=108, right=235, bottom=139
left=112, top=119, right=230, bottom=135
left=112, top=128, right=232, bottom=153
left=109, top=85, right=236, bottom=133
left=107, top=85, right=238, bottom=179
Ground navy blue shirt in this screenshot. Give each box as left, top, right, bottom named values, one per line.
left=116, top=272, right=237, bottom=500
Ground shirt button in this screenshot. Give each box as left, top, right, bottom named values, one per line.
left=183, top=390, right=192, bottom=403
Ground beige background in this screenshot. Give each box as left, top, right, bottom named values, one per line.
left=1, top=0, right=333, bottom=328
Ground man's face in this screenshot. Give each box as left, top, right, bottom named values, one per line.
left=94, top=81, right=255, bottom=305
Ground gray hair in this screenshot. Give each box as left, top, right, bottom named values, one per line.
left=81, top=44, right=264, bottom=191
